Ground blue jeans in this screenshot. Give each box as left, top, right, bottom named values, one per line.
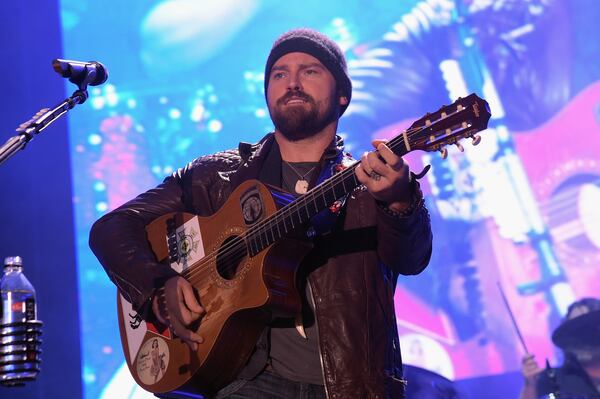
left=214, top=370, right=326, bottom=399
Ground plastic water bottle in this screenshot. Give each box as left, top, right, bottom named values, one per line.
left=0, top=256, right=42, bottom=386
left=1, top=256, right=36, bottom=324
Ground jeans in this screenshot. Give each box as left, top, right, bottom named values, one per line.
left=214, top=370, right=327, bottom=399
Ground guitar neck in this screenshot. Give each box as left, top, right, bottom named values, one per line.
left=245, top=92, right=491, bottom=256
left=245, top=134, right=412, bottom=256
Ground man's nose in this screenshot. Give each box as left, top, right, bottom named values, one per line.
left=286, top=73, right=302, bottom=91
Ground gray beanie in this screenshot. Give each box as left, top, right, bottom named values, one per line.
left=264, top=28, right=352, bottom=115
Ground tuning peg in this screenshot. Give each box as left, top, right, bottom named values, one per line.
left=471, top=134, right=481, bottom=146
left=455, top=142, right=464, bottom=152
left=439, top=147, right=448, bottom=159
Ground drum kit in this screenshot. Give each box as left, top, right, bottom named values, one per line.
left=403, top=309, right=600, bottom=398
left=403, top=365, right=461, bottom=399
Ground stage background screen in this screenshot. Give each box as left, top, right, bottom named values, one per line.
left=59, top=1, right=600, bottom=398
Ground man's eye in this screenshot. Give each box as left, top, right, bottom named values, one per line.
left=272, top=72, right=285, bottom=79
left=305, top=69, right=318, bottom=75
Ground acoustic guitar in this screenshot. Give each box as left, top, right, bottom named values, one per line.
left=116, top=93, right=491, bottom=396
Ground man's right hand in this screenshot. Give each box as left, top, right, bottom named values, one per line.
left=152, top=276, right=205, bottom=350
left=519, top=354, right=544, bottom=399
left=521, top=353, right=543, bottom=385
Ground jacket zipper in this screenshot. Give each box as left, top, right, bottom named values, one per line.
left=308, top=279, right=330, bottom=399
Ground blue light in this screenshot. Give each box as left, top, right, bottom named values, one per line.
left=168, top=108, right=182, bottom=119
left=208, top=119, right=223, bottom=132
left=105, top=92, right=119, bottom=107
left=95, top=202, right=108, bottom=212
left=93, top=181, right=106, bottom=192
left=83, top=366, right=97, bottom=384
left=190, top=103, right=205, bottom=122
left=332, top=17, right=345, bottom=27
left=88, top=134, right=102, bottom=145
left=91, top=97, right=105, bottom=110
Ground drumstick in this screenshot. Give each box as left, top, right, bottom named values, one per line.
left=497, top=281, right=529, bottom=354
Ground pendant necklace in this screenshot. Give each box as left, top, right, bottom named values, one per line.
left=284, top=161, right=317, bottom=195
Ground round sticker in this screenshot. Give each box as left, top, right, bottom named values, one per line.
left=136, top=336, right=170, bottom=385
left=242, top=195, right=262, bottom=225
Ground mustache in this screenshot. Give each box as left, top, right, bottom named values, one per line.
left=277, top=91, right=313, bottom=105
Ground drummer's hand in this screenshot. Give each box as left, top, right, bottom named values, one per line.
left=521, top=354, right=543, bottom=385
left=152, top=276, right=205, bottom=350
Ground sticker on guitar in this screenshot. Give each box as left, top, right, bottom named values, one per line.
left=240, top=187, right=264, bottom=225
left=121, top=217, right=206, bottom=362
left=135, top=337, right=170, bottom=386
left=167, top=217, right=205, bottom=273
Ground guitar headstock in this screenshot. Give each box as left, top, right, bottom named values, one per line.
left=407, top=93, right=491, bottom=158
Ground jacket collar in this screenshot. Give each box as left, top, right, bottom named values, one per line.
left=230, top=132, right=345, bottom=190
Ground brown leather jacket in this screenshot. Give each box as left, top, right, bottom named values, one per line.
left=89, top=133, right=432, bottom=399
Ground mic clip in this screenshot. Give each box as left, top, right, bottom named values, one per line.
left=52, top=59, right=108, bottom=102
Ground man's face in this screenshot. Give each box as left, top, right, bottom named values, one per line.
left=564, top=303, right=600, bottom=365
left=266, top=52, right=347, bottom=141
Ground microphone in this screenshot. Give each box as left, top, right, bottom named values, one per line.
left=52, top=59, right=108, bottom=87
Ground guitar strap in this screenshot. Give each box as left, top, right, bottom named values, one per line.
left=259, top=136, right=352, bottom=238
left=306, top=150, right=351, bottom=237
left=233, top=133, right=351, bottom=238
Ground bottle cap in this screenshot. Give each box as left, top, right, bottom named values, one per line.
left=3, top=256, right=23, bottom=268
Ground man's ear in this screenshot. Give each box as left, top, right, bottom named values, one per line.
left=339, top=96, right=349, bottom=106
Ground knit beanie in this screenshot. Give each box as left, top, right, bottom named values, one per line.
left=264, top=28, right=352, bottom=115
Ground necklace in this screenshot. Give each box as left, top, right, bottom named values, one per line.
left=284, top=161, right=317, bottom=194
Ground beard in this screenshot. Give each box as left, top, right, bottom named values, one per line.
left=269, top=91, right=338, bottom=141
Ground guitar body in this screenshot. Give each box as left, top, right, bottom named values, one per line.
left=116, top=179, right=312, bottom=395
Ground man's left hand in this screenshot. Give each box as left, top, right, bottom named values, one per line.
left=355, top=140, right=412, bottom=211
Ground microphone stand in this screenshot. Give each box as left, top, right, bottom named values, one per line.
left=0, top=74, right=93, bottom=166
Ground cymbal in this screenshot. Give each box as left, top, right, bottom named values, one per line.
left=403, top=365, right=459, bottom=399
left=552, top=310, right=600, bottom=349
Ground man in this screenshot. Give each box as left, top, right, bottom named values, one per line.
left=90, top=28, right=432, bottom=398
left=519, top=298, right=600, bottom=399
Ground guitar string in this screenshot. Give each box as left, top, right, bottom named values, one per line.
left=183, top=156, right=362, bottom=283
left=185, top=118, right=480, bottom=283
left=239, top=102, right=483, bottom=252
left=182, top=119, right=470, bottom=283
left=180, top=123, right=430, bottom=283
left=182, top=110, right=480, bottom=282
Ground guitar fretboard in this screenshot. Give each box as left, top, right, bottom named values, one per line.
left=244, top=133, right=413, bottom=256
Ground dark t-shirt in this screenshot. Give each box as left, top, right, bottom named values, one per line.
left=268, top=161, right=324, bottom=385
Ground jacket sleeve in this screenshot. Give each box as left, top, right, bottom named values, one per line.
left=89, top=164, right=196, bottom=319
left=376, top=196, right=433, bottom=276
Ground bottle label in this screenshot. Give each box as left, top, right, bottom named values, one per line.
left=1, top=292, right=35, bottom=324
left=25, top=297, right=35, bottom=321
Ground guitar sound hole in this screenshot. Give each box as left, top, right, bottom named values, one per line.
left=216, top=235, right=248, bottom=280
